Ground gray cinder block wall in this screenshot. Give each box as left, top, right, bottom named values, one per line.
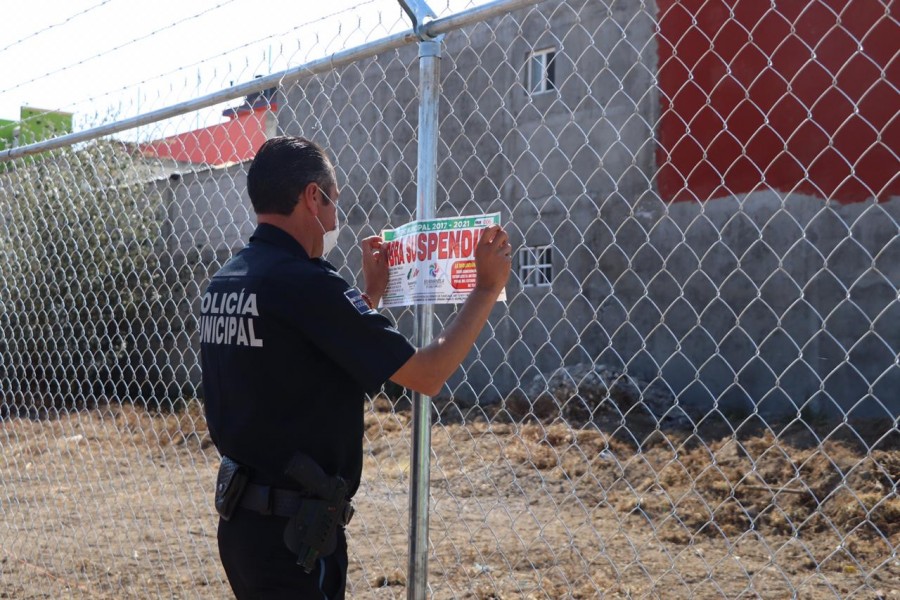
left=152, top=163, right=255, bottom=397
left=172, top=0, right=897, bottom=422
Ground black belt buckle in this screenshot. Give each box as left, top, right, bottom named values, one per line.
left=258, top=485, right=274, bottom=516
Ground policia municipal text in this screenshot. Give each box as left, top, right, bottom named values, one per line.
left=200, top=136, right=512, bottom=599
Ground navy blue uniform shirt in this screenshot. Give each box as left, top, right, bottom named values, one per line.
left=200, top=223, right=415, bottom=496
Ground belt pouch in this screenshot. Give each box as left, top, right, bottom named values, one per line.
left=215, top=456, right=249, bottom=521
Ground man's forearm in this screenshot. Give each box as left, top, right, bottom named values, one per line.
left=389, top=287, right=502, bottom=395
left=421, top=287, right=500, bottom=377
left=389, top=223, right=512, bottom=395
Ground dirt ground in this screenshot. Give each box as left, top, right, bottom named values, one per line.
left=0, top=399, right=897, bottom=599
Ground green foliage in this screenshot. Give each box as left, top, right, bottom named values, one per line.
left=0, top=108, right=73, bottom=165
left=0, top=141, right=165, bottom=416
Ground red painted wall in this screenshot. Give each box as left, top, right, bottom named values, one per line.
left=656, top=0, right=898, bottom=203
left=141, top=107, right=274, bottom=165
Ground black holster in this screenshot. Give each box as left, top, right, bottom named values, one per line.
left=215, top=456, right=249, bottom=521
left=281, top=453, right=353, bottom=573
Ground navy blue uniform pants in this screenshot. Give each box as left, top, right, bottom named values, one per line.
left=218, top=509, right=347, bottom=599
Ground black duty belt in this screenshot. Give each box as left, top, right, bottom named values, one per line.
left=238, top=483, right=311, bottom=517
left=238, top=483, right=354, bottom=526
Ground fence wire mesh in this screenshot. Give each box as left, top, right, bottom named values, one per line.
left=1, top=0, right=898, bottom=598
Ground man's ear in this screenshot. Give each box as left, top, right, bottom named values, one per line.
left=299, top=182, right=320, bottom=214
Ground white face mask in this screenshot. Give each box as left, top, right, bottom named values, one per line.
left=316, top=189, right=339, bottom=257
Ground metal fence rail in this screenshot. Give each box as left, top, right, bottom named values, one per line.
left=1, top=0, right=897, bottom=598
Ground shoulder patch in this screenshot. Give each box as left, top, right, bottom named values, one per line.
left=344, top=288, right=373, bottom=314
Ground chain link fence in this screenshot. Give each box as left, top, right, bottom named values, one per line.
left=1, top=0, right=898, bottom=598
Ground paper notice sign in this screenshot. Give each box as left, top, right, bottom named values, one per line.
left=380, top=212, right=506, bottom=308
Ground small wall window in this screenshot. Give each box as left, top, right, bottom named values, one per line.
left=527, top=48, right=556, bottom=94
left=518, top=245, right=553, bottom=287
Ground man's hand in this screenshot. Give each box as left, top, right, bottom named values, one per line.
left=361, top=235, right=389, bottom=306
left=389, top=223, right=513, bottom=396
left=474, top=225, right=512, bottom=295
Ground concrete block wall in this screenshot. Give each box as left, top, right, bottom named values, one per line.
left=150, top=164, right=255, bottom=397
left=168, top=0, right=897, bottom=421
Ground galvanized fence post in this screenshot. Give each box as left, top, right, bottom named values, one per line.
left=407, top=27, right=443, bottom=600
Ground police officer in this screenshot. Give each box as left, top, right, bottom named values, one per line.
left=200, top=136, right=511, bottom=599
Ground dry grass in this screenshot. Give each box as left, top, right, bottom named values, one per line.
left=0, top=400, right=897, bottom=599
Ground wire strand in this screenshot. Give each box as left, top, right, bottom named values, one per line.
left=0, top=0, right=116, bottom=55
left=13, top=0, right=382, bottom=120
left=0, top=0, right=240, bottom=96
